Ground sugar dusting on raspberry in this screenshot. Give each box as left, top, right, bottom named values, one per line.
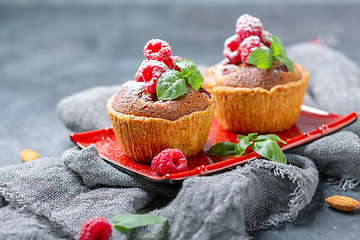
left=144, top=39, right=172, bottom=62
left=78, top=217, right=112, bottom=240
left=236, top=14, right=263, bottom=42
left=135, top=60, right=169, bottom=94
left=164, top=56, right=183, bottom=71
left=151, top=148, right=187, bottom=176
left=239, top=35, right=261, bottom=64
left=223, top=34, right=242, bottom=65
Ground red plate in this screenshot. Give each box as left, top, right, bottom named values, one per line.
left=70, top=105, right=357, bottom=183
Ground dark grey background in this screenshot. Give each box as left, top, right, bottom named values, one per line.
left=1, top=1, right=359, bottom=239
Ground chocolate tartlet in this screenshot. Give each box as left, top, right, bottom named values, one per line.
left=203, top=61, right=309, bottom=133
left=107, top=81, right=215, bottom=163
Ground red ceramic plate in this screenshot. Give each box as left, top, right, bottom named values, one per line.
left=70, top=105, right=357, bottom=183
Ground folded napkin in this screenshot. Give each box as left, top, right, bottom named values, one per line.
left=1, top=43, right=359, bottom=240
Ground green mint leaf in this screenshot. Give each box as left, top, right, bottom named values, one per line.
left=252, top=134, right=287, bottom=144
left=113, top=214, right=167, bottom=233
left=246, top=133, right=258, bottom=141
left=237, top=135, right=246, bottom=141
left=269, top=34, right=287, bottom=56
left=251, top=139, right=287, bottom=164
left=204, top=142, right=236, bottom=156
left=156, top=70, right=187, bottom=100
left=246, top=48, right=273, bottom=69
left=176, top=59, right=203, bottom=91
left=235, top=137, right=252, bottom=157
left=274, top=55, right=294, bottom=73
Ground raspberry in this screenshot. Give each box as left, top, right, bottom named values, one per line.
left=135, top=60, right=169, bottom=94
left=235, top=14, right=263, bottom=42
left=239, top=36, right=261, bottom=64
left=143, top=39, right=172, bottom=62
left=164, top=56, right=183, bottom=71
left=261, top=30, right=271, bottom=47
left=151, top=148, right=187, bottom=176
left=223, top=34, right=242, bottom=65
left=78, top=217, right=112, bottom=240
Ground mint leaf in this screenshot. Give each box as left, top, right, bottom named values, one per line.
left=156, top=70, right=187, bottom=100
left=274, top=55, right=294, bottom=73
left=251, top=139, right=287, bottom=164
left=269, top=34, right=286, bottom=56
left=176, top=59, right=203, bottom=91
left=246, top=48, right=273, bottom=69
left=235, top=137, right=252, bottom=157
left=113, top=214, right=167, bottom=233
left=204, top=142, right=236, bottom=156
left=252, top=134, right=287, bottom=144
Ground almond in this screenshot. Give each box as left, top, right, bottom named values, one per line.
left=20, top=149, right=39, bottom=162
left=325, top=195, right=360, bottom=212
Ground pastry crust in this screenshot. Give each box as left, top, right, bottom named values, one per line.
left=107, top=95, right=215, bottom=163
left=203, top=63, right=309, bottom=133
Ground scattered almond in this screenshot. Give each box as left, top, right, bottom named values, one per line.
left=20, top=149, right=39, bottom=162
left=325, top=195, right=360, bottom=212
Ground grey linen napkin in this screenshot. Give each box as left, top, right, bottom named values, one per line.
left=0, top=43, right=359, bottom=239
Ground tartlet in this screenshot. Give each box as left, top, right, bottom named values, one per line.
left=107, top=39, right=215, bottom=163
left=203, top=14, right=309, bottom=134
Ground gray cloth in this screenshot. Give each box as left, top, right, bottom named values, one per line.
left=1, top=43, right=359, bottom=239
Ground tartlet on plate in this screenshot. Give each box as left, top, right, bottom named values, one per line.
left=203, top=14, right=310, bottom=133
left=107, top=39, right=215, bottom=163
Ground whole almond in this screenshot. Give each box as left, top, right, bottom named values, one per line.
left=20, top=149, right=39, bottom=162
left=325, top=195, right=360, bottom=212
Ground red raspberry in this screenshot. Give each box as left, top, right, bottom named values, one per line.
left=135, top=60, right=169, bottom=94
left=151, top=148, right=187, bottom=176
left=239, top=36, right=261, bottom=64
left=143, top=39, right=172, bottom=62
left=223, top=34, right=242, bottom=65
left=78, top=217, right=112, bottom=240
left=235, top=14, right=263, bottom=42
left=261, top=30, right=271, bottom=47
left=164, top=56, right=183, bottom=71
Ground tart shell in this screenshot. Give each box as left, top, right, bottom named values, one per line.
left=203, top=63, right=310, bottom=133
left=107, top=95, right=215, bottom=163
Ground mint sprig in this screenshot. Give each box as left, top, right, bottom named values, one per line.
left=246, top=34, right=294, bottom=73
left=113, top=214, right=167, bottom=233
left=156, top=59, right=204, bottom=101
left=205, top=133, right=287, bottom=164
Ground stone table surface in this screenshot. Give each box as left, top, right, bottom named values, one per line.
left=1, top=1, right=359, bottom=239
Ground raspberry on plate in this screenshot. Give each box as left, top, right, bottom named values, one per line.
left=235, top=14, right=263, bottom=42
left=143, top=39, right=172, bottom=62
left=151, top=148, right=187, bottom=176
left=223, top=34, right=242, bottom=65
left=135, top=60, right=169, bottom=94
left=239, top=36, right=261, bottom=64
left=78, top=217, right=112, bottom=240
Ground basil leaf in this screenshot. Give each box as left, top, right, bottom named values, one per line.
left=176, top=59, right=203, bottom=91
left=235, top=137, right=252, bottom=157
left=156, top=70, right=187, bottom=100
left=251, top=139, right=287, bottom=164
left=274, top=55, right=294, bottom=73
left=246, top=48, right=273, bottom=69
left=252, top=134, right=287, bottom=144
left=113, top=214, right=167, bottom=233
left=204, top=142, right=236, bottom=156
left=269, top=34, right=286, bottom=56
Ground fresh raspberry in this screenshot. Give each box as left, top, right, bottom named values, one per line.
left=143, top=39, right=172, bottom=62
left=239, top=36, right=261, bottom=64
left=151, top=148, right=187, bottom=176
left=223, top=34, right=242, bottom=65
left=261, top=30, right=271, bottom=47
left=78, top=217, right=112, bottom=240
left=164, top=56, right=183, bottom=71
left=235, top=14, right=263, bottom=42
left=135, top=60, right=169, bottom=94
